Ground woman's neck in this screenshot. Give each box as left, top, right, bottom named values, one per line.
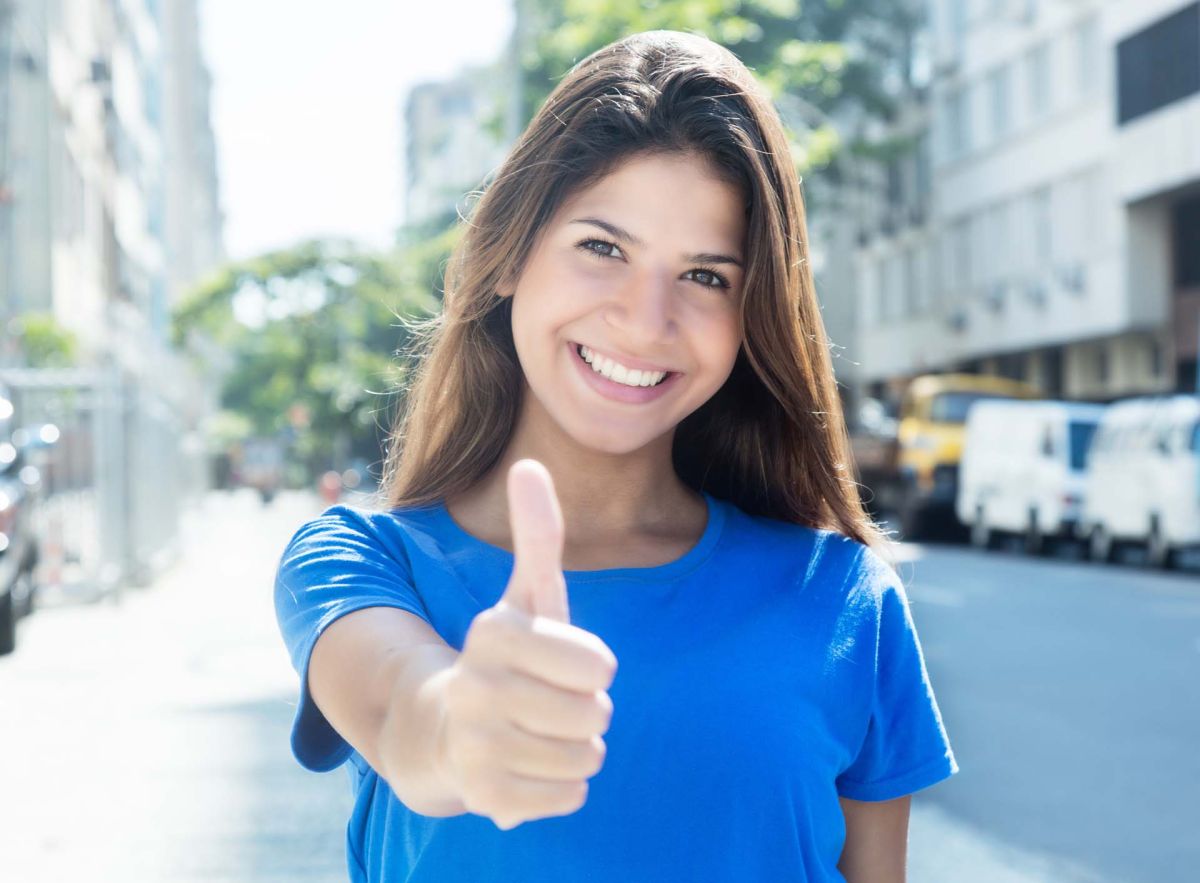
left=444, top=409, right=706, bottom=561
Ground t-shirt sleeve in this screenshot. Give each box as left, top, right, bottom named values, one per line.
left=274, top=505, right=432, bottom=773
left=835, top=553, right=959, bottom=802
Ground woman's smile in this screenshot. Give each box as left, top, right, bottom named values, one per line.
left=566, top=340, right=683, bottom=405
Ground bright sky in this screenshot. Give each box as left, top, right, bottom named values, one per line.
left=201, top=0, right=514, bottom=260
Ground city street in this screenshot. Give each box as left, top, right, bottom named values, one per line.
left=1, top=491, right=1195, bottom=881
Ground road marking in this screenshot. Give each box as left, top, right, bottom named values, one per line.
left=910, top=584, right=968, bottom=608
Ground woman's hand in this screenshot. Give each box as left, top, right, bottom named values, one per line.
left=435, top=460, right=618, bottom=830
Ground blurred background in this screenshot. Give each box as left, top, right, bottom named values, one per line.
left=1, top=0, right=1197, bottom=880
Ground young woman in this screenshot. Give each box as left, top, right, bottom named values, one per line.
left=275, top=30, right=957, bottom=882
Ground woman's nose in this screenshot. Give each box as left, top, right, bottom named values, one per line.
left=604, top=267, right=674, bottom=345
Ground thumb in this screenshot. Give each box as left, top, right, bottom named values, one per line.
left=503, top=459, right=570, bottom=622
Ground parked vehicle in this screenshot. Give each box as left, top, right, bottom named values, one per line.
left=957, top=399, right=1105, bottom=554
left=848, top=396, right=899, bottom=518
left=0, top=382, right=51, bottom=656
left=883, top=374, right=1040, bottom=539
left=1081, top=395, right=1200, bottom=569
left=236, top=437, right=285, bottom=504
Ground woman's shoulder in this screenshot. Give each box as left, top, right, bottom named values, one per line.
left=718, top=497, right=898, bottom=598
left=279, top=499, right=449, bottom=566
left=290, top=498, right=442, bottom=535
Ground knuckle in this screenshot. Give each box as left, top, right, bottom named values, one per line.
left=582, top=644, right=617, bottom=690
left=442, top=669, right=470, bottom=711
left=592, top=691, right=614, bottom=733
left=466, top=609, right=505, bottom=654
left=581, top=737, right=606, bottom=777
left=465, top=775, right=504, bottom=811
left=562, top=780, right=588, bottom=813
left=455, top=724, right=497, bottom=770
left=598, top=648, right=618, bottom=687
left=444, top=670, right=486, bottom=720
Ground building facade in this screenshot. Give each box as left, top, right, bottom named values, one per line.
left=854, top=0, right=1200, bottom=404
left=2, top=0, right=222, bottom=360
left=161, top=0, right=224, bottom=311
left=1, top=0, right=223, bottom=591
left=400, top=62, right=511, bottom=232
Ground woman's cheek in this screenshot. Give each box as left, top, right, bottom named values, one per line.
left=574, top=261, right=625, bottom=294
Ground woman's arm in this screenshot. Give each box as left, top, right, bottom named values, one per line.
left=309, top=606, right=467, bottom=815
left=837, top=795, right=912, bottom=883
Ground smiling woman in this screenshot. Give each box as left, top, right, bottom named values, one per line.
left=273, top=29, right=957, bottom=883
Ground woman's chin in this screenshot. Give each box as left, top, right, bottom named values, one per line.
left=562, top=421, right=671, bottom=458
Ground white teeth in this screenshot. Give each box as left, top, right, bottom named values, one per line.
left=578, top=345, right=667, bottom=388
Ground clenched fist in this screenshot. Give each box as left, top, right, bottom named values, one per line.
left=436, top=460, right=618, bottom=830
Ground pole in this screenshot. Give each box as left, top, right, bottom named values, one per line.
left=0, top=0, right=15, bottom=358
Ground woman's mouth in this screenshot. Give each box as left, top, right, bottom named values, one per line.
left=568, top=342, right=681, bottom=404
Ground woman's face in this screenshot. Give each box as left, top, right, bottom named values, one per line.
left=509, top=151, right=746, bottom=456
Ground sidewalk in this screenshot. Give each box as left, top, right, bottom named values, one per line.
left=0, top=489, right=352, bottom=882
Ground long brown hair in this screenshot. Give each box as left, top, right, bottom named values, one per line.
left=379, top=30, right=888, bottom=557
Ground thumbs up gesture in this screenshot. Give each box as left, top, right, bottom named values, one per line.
left=437, top=460, right=618, bottom=830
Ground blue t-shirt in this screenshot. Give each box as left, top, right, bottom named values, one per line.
left=274, top=492, right=957, bottom=882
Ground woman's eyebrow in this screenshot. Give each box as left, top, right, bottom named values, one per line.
left=570, top=217, right=743, bottom=268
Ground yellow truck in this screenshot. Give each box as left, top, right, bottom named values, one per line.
left=856, top=374, right=1041, bottom=539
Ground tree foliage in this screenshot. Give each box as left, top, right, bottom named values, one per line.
left=11, top=313, right=79, bottom=368
left=516, top=0, right=923, bottom=176
left=171, top=233, right=457, bottom=478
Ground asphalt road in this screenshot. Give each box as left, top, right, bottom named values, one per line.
left=900, top=535, right=1200, bottom=883
left=0, top=491, right=1194, bottom=881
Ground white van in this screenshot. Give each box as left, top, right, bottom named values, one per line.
left=957, top=400, right=1106, bottom=554
left=1081, top=395, right=1200, bottom=569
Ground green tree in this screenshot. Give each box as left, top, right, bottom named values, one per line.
left=515, top=0, right=923, bottom=176
left=172, top=234, right=456, bottom=481
left=11, top=313, right=79, bottom=368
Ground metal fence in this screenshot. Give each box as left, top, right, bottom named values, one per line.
left=0, top=362, right=207, bottom=603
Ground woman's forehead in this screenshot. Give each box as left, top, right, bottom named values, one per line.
left=553, top=153, right=747, bottom=249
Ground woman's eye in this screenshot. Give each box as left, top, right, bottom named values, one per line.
left=686, top=268, right=730, bottom=290
left=578, top=239, right=623, bottom=260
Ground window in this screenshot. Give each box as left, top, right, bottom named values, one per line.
left=949, top=0, right=967, bottom=50
left=886, top=160, right=903, bottom=211
left=930, top=392, right=1010, bottom=424
left=904, top=248, right=919, bottom=315
left=915, top=134, right=932, bottom=209
left=1096, top=345, right=1109, bottom=384
left=988, top=65, right=1011, bottom=140
left=882, top=253, right=903, bottom=320
left=860, top=260, right=879, bottom=326
left=989, top=202, right=1011, bottom=283
left=943, top=87, right=969, bottom=158
left=1117, top=3, right=1200, bottom=125
left=1149, top=339, right=1163, bottom=378
left=1032, top=186, right=1052, bottom=266
left=1027, top=42, right=1051, bottom=118
left=1076, top=16, right=1102, bottom=98
left=1068, top=421, right=1098, bottom=470
left=1173, top=195, right=1200, bottom=287
left=970, top=213, right=989, bottom=289
left=1077, top=167, right=1102, bottom=258
left=951, top=218, right=971, bottom=296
